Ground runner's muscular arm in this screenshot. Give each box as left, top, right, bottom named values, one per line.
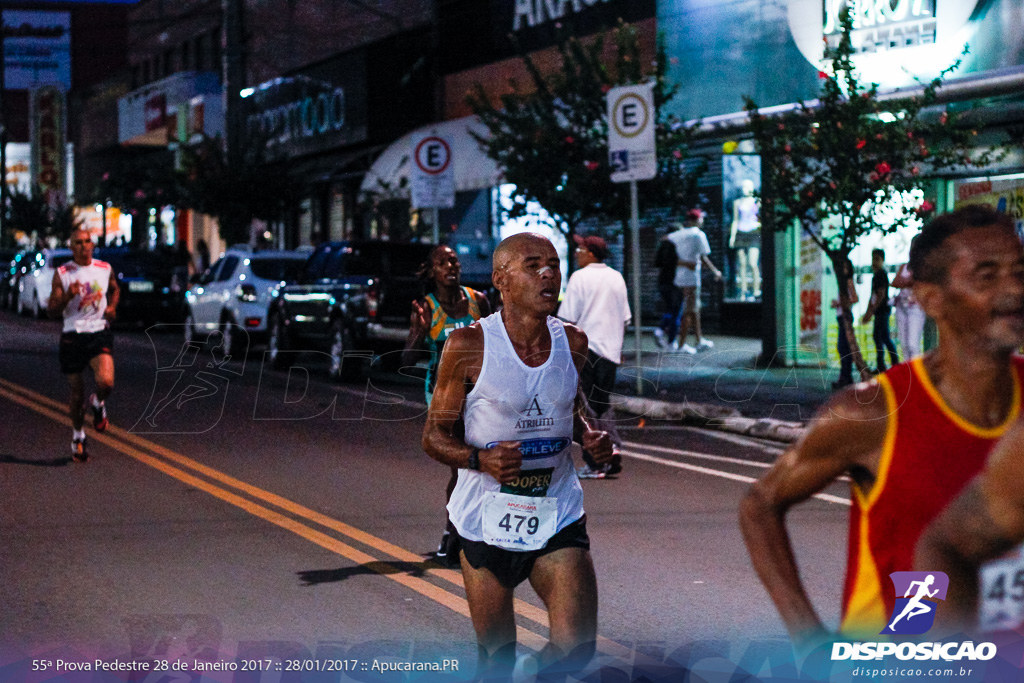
left=739, top=382, right=891, bottom=647
left=916, top=419, right=1024, bottom=630
left=421, top=325, right=522, bottom=484
left=104, top=270, right=120, bottom=321
left=564, top=324, right=613, bottom=464
left=48, top=271, right=76, bottom=318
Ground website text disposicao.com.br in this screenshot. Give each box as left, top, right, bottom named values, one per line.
left=851, top=666, right=976, bottom=677
left=836, top=640, right=996, bottom=678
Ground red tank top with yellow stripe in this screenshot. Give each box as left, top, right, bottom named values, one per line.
left=840, top=356, right=1024, bottom=636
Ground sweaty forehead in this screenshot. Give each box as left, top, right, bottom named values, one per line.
left=947, top=226, right=1024, bottom=269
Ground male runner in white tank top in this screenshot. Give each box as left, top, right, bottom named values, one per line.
left=423, top=233, right=613, bottom=680
left=48, top=229, right=119, bottom=463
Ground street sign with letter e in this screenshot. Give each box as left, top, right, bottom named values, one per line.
left=607, top=83, right=656, bottom=183
left=411, top=133, right=455, bottom=209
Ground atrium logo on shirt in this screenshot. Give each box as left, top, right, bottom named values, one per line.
left=515, top=395, right=554, bottom=429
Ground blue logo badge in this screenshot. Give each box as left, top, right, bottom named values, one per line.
left=881, top=571, right=949, bottom=635
left=486, top=438, right=570, bottom=461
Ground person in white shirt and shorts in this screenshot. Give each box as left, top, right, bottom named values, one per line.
left=422, top=233, right=613, bottom=680
left=48, top=229, right=119, bottom=463
left=666, top=208, right=722, bottom=354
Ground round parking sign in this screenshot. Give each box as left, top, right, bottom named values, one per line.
left=414, top=137, right=452, bottom=175
left=612, top=92, right=651, bottom=139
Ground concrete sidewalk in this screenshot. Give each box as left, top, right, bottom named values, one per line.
left=611, top=331, right=841, bottom=444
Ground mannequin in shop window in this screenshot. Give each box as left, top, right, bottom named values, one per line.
left=729, top=179, right=761, bottom=300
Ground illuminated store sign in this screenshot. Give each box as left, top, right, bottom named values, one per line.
left=823, top=0, right=937, bottom=52
left=788, top=0, right=980, bottom=89
left=512, top=0, right=609, bottom=32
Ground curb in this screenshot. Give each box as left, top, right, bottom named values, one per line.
left=616, top=396, right=806, bottom=445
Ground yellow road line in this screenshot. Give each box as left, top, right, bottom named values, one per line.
left=1, top=377, right=636, bottom=659
left=0, top=382, right=547, bottom=652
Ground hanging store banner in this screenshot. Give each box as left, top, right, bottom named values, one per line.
left=3, top=10, right=71, bottom=91
left=953, top=175, right=1024, bottom=239
left=30, top=86, right=66, bottom=203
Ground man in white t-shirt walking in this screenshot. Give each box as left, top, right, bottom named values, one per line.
left=559, top=234, right=631, bottom=479
left=48, top=229, right=120, bottom=463
left=667, top=209, right=722, bottom=354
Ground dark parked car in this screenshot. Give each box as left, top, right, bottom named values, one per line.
left=268, top=241, right=435, bottom=380
left=0, top=247, right=21, bottom=310
left=95, top=247, right=189, bottom=325
left=2, top=249, right=42, bottom=311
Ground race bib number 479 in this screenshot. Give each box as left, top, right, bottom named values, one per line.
left=481, top=492, right=557, bottom=551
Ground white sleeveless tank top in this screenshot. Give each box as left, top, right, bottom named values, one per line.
left=447, top=312, right=584, bottom=547
left=57, top=259, right=111, bottom=333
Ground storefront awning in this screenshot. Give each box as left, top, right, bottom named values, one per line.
left=359, top=116, right=502, bottom=199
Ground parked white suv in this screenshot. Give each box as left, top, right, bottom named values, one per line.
left=17, top=248, right=73, bottom=318
left=184, top=247, right=309, bottom=355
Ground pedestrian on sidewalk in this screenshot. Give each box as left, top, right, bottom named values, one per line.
left=831, top=255, right=858, bottom=388
left=740, top=205, right=1024, bottom=649
left=892, top=240, right=926, bottom=358
left=559, top=234, right=629, bottom=479
left=402, top=245, right=491, bottom=565
left=861, top=248, right=899, bottom=372
left=653, top=227, right=681, bottom=349
left=667, top=209, right=722, bottom=354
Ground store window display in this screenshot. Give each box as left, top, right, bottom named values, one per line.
left=722, top=154, right=762, bottom=302
left=729, top=178, right=761, bottom=300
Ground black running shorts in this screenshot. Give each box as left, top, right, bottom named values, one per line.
left=59, top=329, right=114, bottom=375
left=458, top=515, right=590, bottom=589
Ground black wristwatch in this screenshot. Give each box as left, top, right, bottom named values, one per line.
left=467, top=448, right=481, bottom=471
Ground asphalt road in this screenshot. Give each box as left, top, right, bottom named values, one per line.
left=0, top=309, right=854, bottom=680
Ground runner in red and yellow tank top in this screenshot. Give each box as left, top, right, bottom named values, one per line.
left=740, top=205, right=1024, bottom=650
left=841, top=356, right=1024, bottom=634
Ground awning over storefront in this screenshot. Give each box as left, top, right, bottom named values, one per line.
left=359, top=116, right=502, bottom=199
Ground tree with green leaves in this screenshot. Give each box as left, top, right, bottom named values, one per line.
left=4, top=185, right=81, bottom=245
left=178, top=135, right=301, bottom=246
left=744, top=9, right=1002, bottom=379
left=467, top=21, right=702, bottom=246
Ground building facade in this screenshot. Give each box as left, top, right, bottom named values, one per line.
left=658, top=0, right=1024, bottom=364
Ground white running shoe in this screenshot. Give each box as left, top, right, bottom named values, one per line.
left=653, top=328, right=668, bottom=349
left=670, top=340, right=680, bottom=352
left=698, top=338, right=714, bottom=350
left=512, top=654, right=539, bottom=683
left=680, top=343, right=697, bottom=355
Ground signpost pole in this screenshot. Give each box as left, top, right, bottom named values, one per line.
left=431, top=207, right=439, bottom=244
left=630, top=179, right=642, bottom=395
left=607, top=82, right=656, bottom=396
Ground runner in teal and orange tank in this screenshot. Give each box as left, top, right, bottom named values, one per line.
left=403, top=245, right=490, bottom=564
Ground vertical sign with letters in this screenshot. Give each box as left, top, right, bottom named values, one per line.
left=410, top=132, right=455, bottom=209
left=607, top=83, right=656, bottom=183
left=30, top=86, right=66, bottom=203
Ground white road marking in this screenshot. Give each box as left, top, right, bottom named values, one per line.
left=619, top=449, right=851, bottom=506
left=622, top=440, right=774, bottom=469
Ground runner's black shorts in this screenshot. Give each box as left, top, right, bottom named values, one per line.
left=59, top=329, right=114, bottom=375
left=457, top=515, right=590, bottom=589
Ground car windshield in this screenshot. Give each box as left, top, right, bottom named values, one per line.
left=249, top=258, right=307, bottom=282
